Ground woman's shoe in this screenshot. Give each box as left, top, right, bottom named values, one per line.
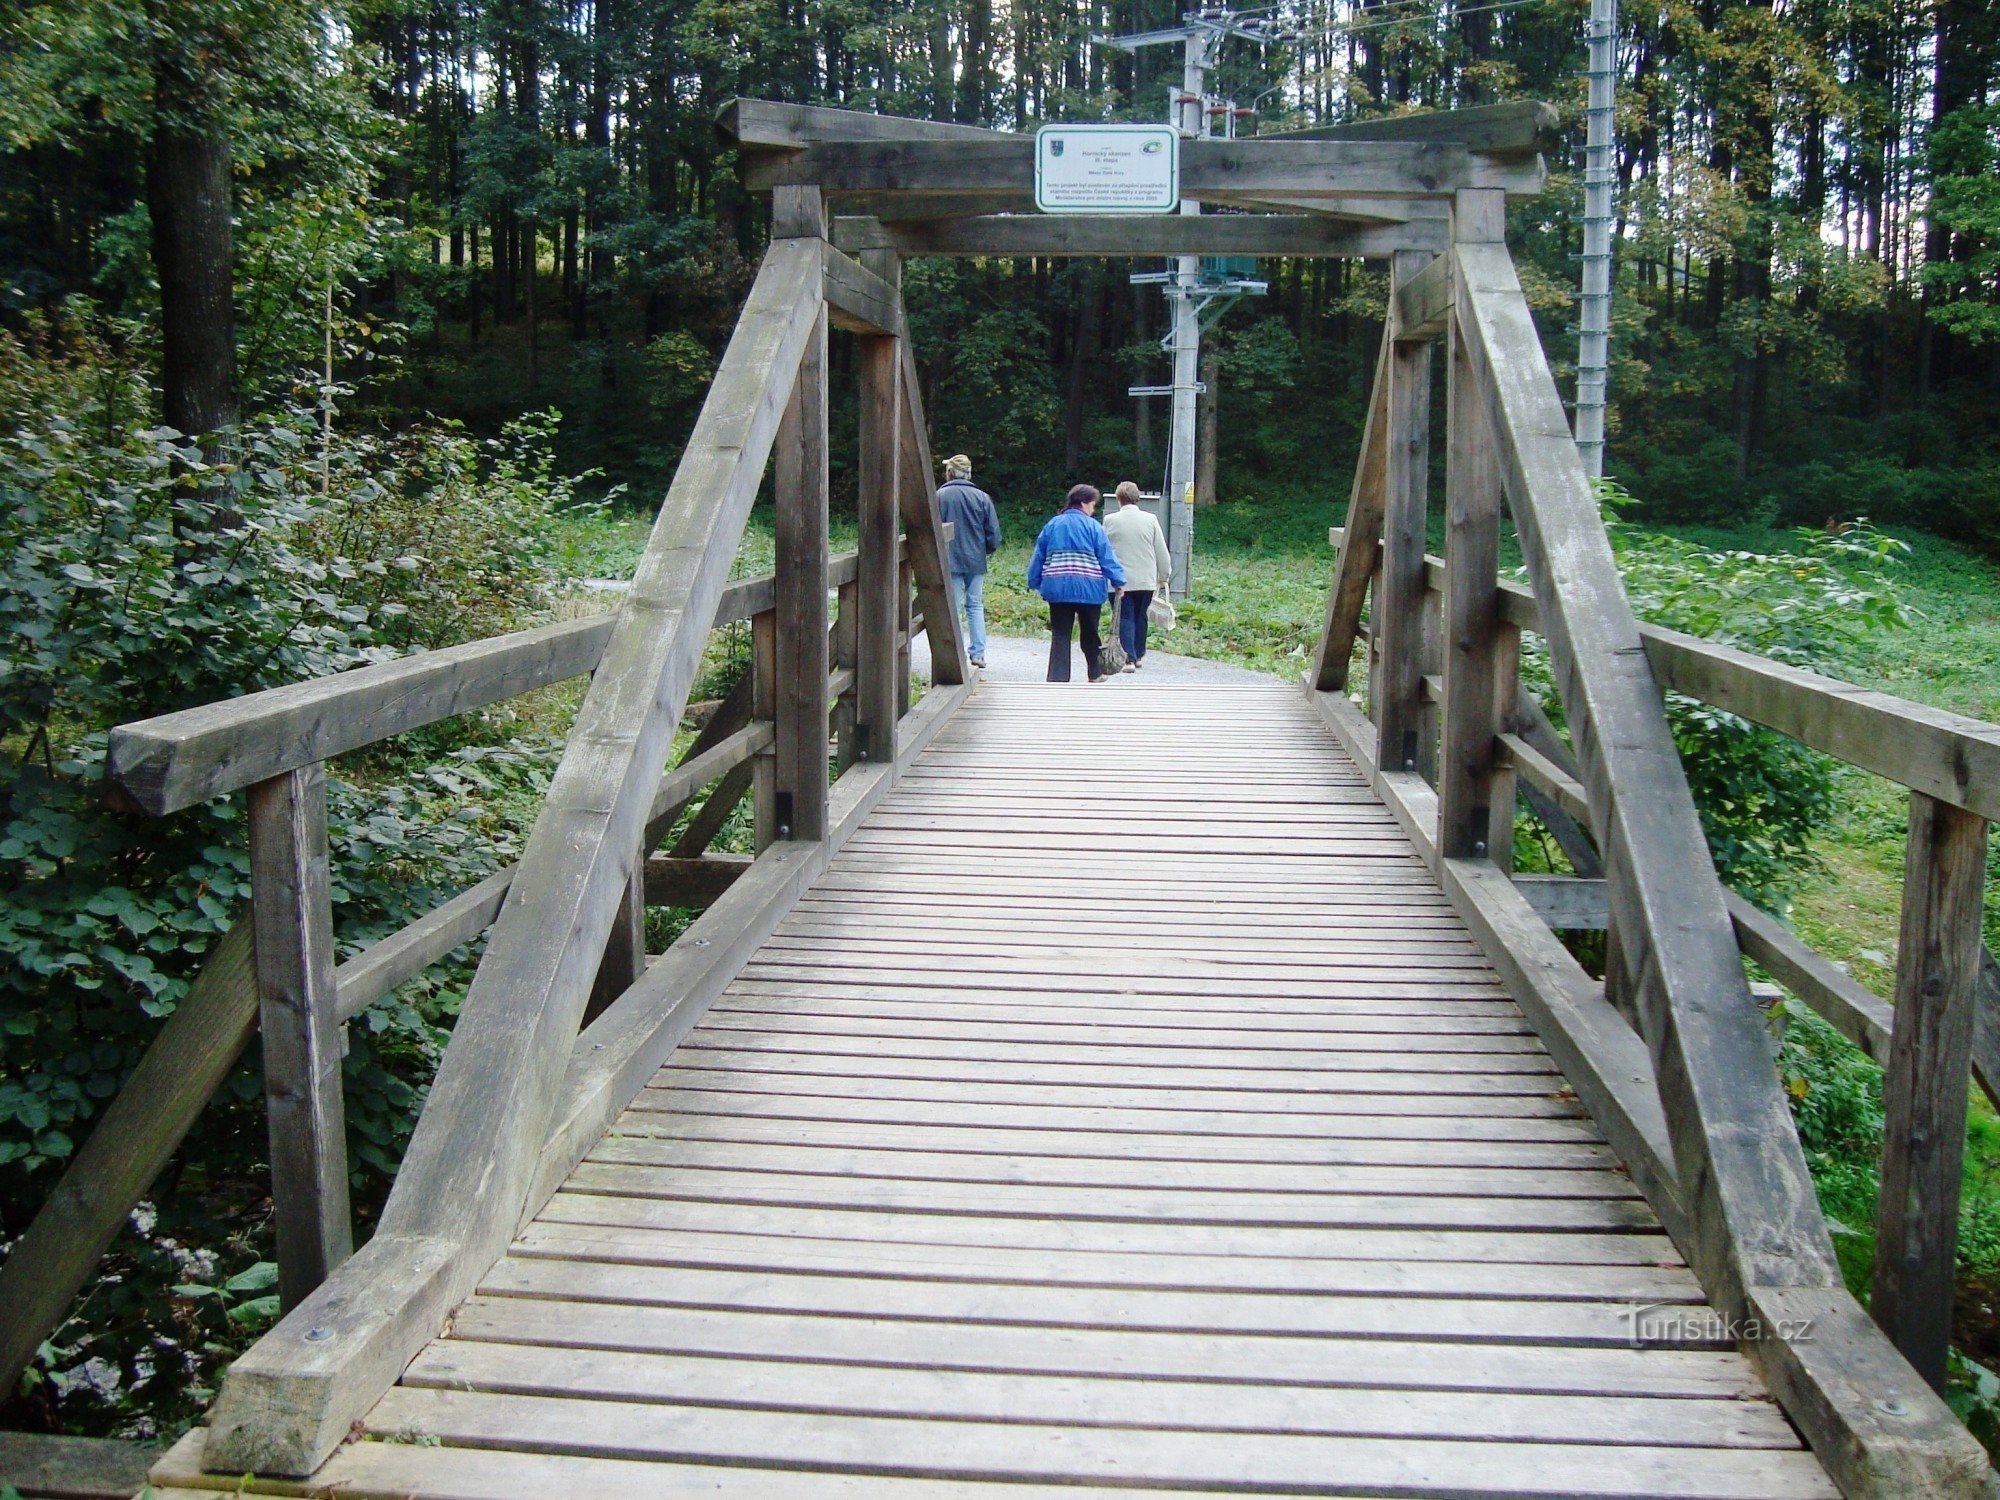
left=1120, top=663, right=1137, bottom=673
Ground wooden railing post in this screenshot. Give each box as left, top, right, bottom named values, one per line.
left=832, top=577, right=859, bottom=771
left=1375, top=248, right=1436, bottom=780
left=1874, top=791, right=1990, bottom=1391
left=245, top=764, right=352, bottom=1311
left=855, top=249, right=902, bottom=765
left=750, top=608, right=778, bottom=851
left=1438, top=189, right=1510, bottom=862
left=772, top=186, right=830, bottom=841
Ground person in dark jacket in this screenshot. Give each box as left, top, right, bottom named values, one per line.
left=1026, top=484, right=1127, bottom=683
left=935, top=454, right=1002, bottom=669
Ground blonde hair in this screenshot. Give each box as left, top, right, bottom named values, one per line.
left=1114, top=482, right=1141, bottom=506
left=944, top=454, right=972, bottom=478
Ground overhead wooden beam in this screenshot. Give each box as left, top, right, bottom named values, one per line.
left=1259, top=100, right=1560, bottom=158
left=718, top=98, right=1003, bottom=151
left=203, top=238, right=824, bottom=1480
left=745, top=138, right=1545, bottom=200
left=832, top=213, right=1447, bottom=259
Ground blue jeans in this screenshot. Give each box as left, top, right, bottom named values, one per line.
left=1120, top=590, right=1154, bottom=662
left=951, top=571, right=988, bottom=663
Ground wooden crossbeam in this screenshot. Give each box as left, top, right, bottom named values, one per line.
left=745, top=139, right=1545, bottom=200
left=718, top=97, right=1002, bottom=151
left=203, top=238, right=825, bottom=1479
left=832, top=213, right=1447, bottom=259
left=1394, top=250, right=1455, bottom=338
left=1258, top=100, right=1559, bottom=158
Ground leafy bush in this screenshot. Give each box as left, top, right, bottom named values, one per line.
left=0, top=312, right=568, bottom=1435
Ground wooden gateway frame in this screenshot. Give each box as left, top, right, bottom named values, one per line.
left=3, top=98, right=1996, bottom=1498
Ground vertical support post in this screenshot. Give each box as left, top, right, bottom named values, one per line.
left=245, top=764, right=352, bottom=1311
left=1376, top=248, right=1435, bottom=780
left=750, top=609, right=777, bottom=851
left=855, top=249, right=902, bottom=766
left=894, top=340, right=969, bottom=687
left=832, top=577, right=859, bottom=772
left=1491, top=623, right=1520, bottom=873
left=585, top=874, right=646, bottom=1023
left=1874, top=791, right=1990, bottom=1392
left=897, top=550, right=914, bottom=713
left=1439, top=189, right=1509, bottom=862
left=772, top=186, right=829, bottom=842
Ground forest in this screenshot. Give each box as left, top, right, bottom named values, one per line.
left=3, top=0, right=2000, bottom=1459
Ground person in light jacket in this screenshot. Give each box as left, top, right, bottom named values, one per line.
left=1102, top=482, right=1171, bottom=670
left=1026, top=484, right=1126, bottom=683
left=935, top=454, right=1001, bottom=668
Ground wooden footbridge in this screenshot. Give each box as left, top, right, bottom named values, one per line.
left=6, top=99, right=2000, bottom=1499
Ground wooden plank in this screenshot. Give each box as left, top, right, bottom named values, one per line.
left=1437, top=221, right=1507, bottom=861
left=743, top=137, right=1547, bottom=200
left=1259, top=99, right=1560, bottom=157
left=1641, top=624, right=2000, bottom=822
left=446, top=1293, right=1763, bottom=1396
left=586, top=857, right=647, bottom=1023
left=105, top=573, right=787, bottom=818
left=652, top=675, right=759, bottom=852
left=0, top=1433, right=157, bottom=1500
left=0, top=920, right=254, bottom=1401
left=1311, top=329, right=1392, bottom=691
left=1512, top=873, right=1610, bottom=930
left=1873, top=792, right=1989, bottom=1391
left=774, top=209, right=831, bottom=843
left=404, top=1339, right=1797, bottom=1449
left=1726, top=891, right=1893, bottom=1067
left=245, top=765, right=352, bottom=1310
left=1454, top=240, right=1987, bottom=1498
left=895, top=338, right=967, bottom=687
left=832, top=213, right=1447, bottom=259
left=1500, top=729, right=1591, bottom=825
left=717, top=97, right=1002, bottom=150
left=642, top=854, right=754, bottom=907
left=854, top=286, right=902, bottom=762
left=355, top=1385, right=1837, bottom=1495
left=1373, top=250, right=1435, bottom=780
left=1394, top=248, right=1454, bottom=338
left=202, top=239, right=824, bottom=1479
left=750, top=610, right=777, bottom=850
left=819, top=241, right=902, bottom=336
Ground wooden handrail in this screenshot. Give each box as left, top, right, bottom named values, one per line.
left=1331, top=525, right=2000, bottom=820
left=106, top=548, right=882, bottom=818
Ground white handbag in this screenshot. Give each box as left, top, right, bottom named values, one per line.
left=1148, top=594, right=1176, bottom=631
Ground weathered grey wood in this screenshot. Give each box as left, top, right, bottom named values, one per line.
left=642, top=853, right=754, bottom=907
left=1260, top=100, right=1560, bottom=157
left=820, top=241, right=902, bottom=336
left=1873, top=792, right=1990, bottom=1391
left=717, top=97, right=1003, bottom=150
left=1454, top=240, right=1985, bottom=1498
left=525, top=679, right=974, bottom=1221
left=106, top=574, right=790, bottom=818
left=831, top=213, right=1447, bottom=259
left=1311, top=332, right=1392, bottom=692
left=854, top=267, right=902, bottom=763
left=774, top=204, right=831, bottom=844
left=1375, top=251, right=1435, bottom=779
left=896, top=343, right=968, bottom=688
left=1725, top=892, right=1892, bottom=1067
left=0, top=1432, right=157, bottom=1499
left=202, top=239, right=823, bottom=1479
left=245, top=765, right=352, bottom=1311
left=333, top=869, right=510, bottom=1023
left=1499, top=730, right=1590, bottom=826
left=586, top=865, right=648, bottom=1024
left=1394, top=250, right=1455, bottom=339
left=1437, top=212, right=1507, bottom=862
left=0, top=918, right=255, bottom=1402
left=1513, top=874, right=1610, bottom=930
left=743, top=137, right=1546, bottom=200
left=1642, top=624, right=2000, bottom=822
left=750, top=609, right=778, bottom=851
left=650, top=673, right=758, bottom=854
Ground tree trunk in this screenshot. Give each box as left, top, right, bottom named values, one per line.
left=149, top=123, right=237, bottom=447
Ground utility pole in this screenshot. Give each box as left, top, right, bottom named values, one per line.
left=1101, top=8, right=1279, bottom=596
left=1576, top=0, right=1618, bottom=479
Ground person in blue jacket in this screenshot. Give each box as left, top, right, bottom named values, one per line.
left=1026, top=483, right=1127, bottom=683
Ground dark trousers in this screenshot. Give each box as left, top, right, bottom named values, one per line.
left=1120, top=590, right=1154, bottom=662
left=1046, top=602, right=1103, bottom=681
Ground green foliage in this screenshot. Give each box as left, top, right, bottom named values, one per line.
left=0, top=312, right=567, bottom=1434
left=1924, top=107, right=2000, bottom=346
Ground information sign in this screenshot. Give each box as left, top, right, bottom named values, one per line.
left=1033, top=125, right=1179, bottom=214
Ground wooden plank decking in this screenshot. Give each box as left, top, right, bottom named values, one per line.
left=152, top=681, right=1836, bottom=1499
